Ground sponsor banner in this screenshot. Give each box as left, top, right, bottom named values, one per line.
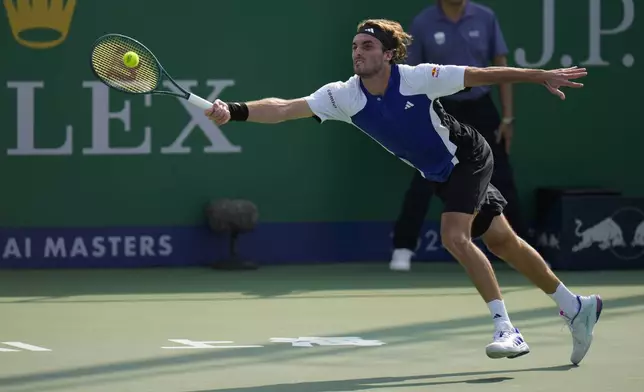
left=536, top=196, right=644, bottom=270
left=1, top=0, right=642, bottom=229
left=1, top=222, right=489, bottom=268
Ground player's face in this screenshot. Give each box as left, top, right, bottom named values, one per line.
left=442, top=0, right=465, bottom=5
left=352, top=35, right=389, bottom=77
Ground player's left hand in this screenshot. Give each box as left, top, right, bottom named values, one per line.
left=541, top=66, right=587, bottom=100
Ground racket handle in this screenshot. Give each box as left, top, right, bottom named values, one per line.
left=187, top=94, right=213, bottom=110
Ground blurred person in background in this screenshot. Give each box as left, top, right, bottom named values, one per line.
left=390, top=0, right=527, bottom=272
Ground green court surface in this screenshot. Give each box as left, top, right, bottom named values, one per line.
left=1, top=262, right=643, bottom=392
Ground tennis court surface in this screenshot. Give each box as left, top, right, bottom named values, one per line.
left=1, top=262, right=643, bottom=392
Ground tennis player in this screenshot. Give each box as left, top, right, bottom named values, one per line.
left=204, top=19, right=602, bottom=364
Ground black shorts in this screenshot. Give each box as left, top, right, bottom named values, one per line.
left=429, top=120, right=508, bottom=238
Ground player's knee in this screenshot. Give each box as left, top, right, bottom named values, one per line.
left=441, top=228, right=471, bottom=254
left=483, top=230, right=520, bottom=257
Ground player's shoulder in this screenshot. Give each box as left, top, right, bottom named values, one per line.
left=397, top=63, right=436, bottom=83
left=307, top=74, right=365, bottom=119
left=319, top=75, right=363, bottom=104
left=322, top=74, right=360, bottom=92
left=396, top=64, right=431, bottom=96
left=396, top=63, right=466, bottom=98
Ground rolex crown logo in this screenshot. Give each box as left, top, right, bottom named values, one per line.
left=4, top=0, right=77, bottom=49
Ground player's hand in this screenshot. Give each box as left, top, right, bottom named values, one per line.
left=541, top=66, right=587, bottom=100
left=497, top=122, right=514, bottom=154
left=205, top=99, right=231, bottom=125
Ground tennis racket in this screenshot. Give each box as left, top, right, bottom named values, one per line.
left=89, top=33, right=213, bottom=110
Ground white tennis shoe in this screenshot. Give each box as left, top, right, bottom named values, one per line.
left=561, top=294, right=603, bottom=365
left=389, top=249, right=413, bottom=271
left=485, top=327, right=530, bottom=359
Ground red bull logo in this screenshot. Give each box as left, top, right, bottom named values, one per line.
left=631, top=221, right=644, bottom=247
left=572, top=207, right=644, bottom=261
left=572, top=217, right=625, bottom=252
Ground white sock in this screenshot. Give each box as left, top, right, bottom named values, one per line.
left=550, top=283, right=579, bottom=316
left=487, top=299, right=514, bottom=331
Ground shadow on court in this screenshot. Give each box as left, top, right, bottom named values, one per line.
left=1, top=263, right=643, bottom=300
left=189, top=366, right=575, bottom=392
left=0, top=291, right=639, bottom=392
left=191, top=377, right=514, bottom=391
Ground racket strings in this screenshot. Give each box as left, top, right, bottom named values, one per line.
left=91, top=37, right=160, bottom=94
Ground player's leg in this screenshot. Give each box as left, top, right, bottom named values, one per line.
left=441, top=212, right=504, bottom=304
left=468, top=95, right=528, bottom=241
left=390, top=170, right=435, bottom=271
left=480, top=211, right=603, bottom=365
left=435, top=143, right=529, bottom=359
left=480, top=211, right=560, bottom=294
left=487, top=147, right=527, bottom=239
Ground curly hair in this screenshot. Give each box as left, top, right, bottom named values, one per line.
left=356, top=19, right=413, bottom=64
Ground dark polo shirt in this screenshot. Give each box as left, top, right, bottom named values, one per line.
left=407, top=1, right=508, bottom=101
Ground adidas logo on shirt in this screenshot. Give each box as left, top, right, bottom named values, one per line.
left=404, top=101, right=414, bottom=110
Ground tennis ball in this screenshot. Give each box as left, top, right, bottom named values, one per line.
left=123, top=51, right=139, bottom=68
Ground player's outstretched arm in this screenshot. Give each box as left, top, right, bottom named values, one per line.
left=205, top=98, right=313, bottom=125
left=464, top=66, right=587, bottom=100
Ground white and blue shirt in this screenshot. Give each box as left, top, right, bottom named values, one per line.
left=305, top=63, right=467, bottom=182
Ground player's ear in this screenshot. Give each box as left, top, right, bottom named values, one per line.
left=384, top=49, right=394, bottom=63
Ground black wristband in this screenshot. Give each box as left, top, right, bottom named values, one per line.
left=226, top=102, right=249, bottom=121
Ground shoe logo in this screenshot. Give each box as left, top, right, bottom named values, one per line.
left=493, top=313, right=502, bottom=319
left=514, top=337, right=524, bottom=345
left=404, top=101, right=414, bottom=110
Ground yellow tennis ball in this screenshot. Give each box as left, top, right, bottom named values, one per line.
left=123, top=51, right=139, bottom=68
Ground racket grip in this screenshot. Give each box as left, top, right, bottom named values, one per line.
left=187, top=94, right=213, bottom=110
